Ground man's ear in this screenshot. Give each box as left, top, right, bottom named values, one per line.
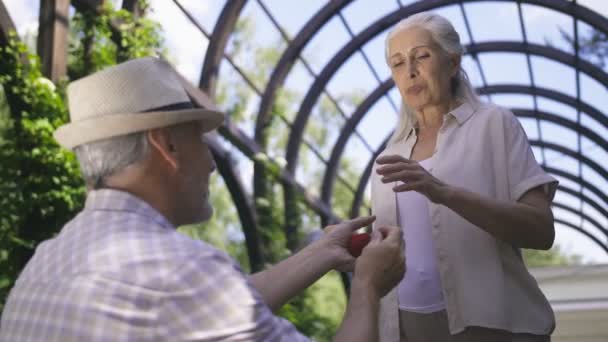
left=147, top=128, right=179, bottom=170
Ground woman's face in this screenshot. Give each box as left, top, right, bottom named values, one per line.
left=388, top=26, right=458, bottom=111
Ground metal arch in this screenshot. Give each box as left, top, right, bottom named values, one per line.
left=0, top=0, right=17, bottom=45
left=529, top=140, right=608, bottom=182
left=321, top=78, right=394, bottom=206
left=554, top=218, right=608, bottom=254
left=254, top=0, right=351, bottom=141
left=350, top=136, right=389, bottom=219
left=512, top=109, right=608, bottom=150
left=556, top=185, right=608, bottom=232
left=477, top=84, right=608, bottom=130
left=552, top=202, right=607, bottom=241
left=350, top=135, right=608, bottom=226
left=544, top=166, right=608, bottom=208
left=346, top=109, right=608, bottom=219
left=176, top=72, right=266, bottom=271
left=285, top=41, right=608, bottom=183
left=350, top=143, right=608, bottom=252
left=320, top=82, right=607, bottom=214
left=199, top=0, right=247, bottom=95
left=37, top=0, right=70, bottom=83
left=467, top=42, right=608, bottom=88
left=208, top=140, right=265, bottom=272
left=256, top=0, right=608, bottom=150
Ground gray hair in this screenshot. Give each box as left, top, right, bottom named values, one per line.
left=384, top=12, right=480, bottom=144
left=74, top=132, right=149, bottom=188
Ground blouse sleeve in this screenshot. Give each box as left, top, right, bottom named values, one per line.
left=504, top=110, right=558, bottom=202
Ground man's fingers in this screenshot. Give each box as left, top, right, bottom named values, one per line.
left=378, top=226, right=403, bottom=243
left=342, top=215, right=375, bottom=231
left=324, top=224, right=337, bottom=233
left=370, top=229, right=383, bottom=242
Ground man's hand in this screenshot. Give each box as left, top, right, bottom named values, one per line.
left=333, top=225, right=405, bottom=342
left=321, top=216, right=376, bottom=273
left=355, top=226, right=405, bottom=298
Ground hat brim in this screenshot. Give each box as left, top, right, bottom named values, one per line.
left=54, top=108, right=225, bottom=150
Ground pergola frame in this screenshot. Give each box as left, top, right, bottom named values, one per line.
left=1, top=0, right=606, bottom=274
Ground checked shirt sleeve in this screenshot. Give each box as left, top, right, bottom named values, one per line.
left=157, top=251, right=311, bottom=342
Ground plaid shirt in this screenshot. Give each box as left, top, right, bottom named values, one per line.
left=1, top=189, right=309, bottom=341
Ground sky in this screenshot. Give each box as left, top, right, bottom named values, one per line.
left=4, top=0, right=607, bottom=264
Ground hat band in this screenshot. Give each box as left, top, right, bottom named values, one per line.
left=143, top=101, right=194, bottom=112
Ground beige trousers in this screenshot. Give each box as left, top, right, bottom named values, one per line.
left=399, top=310, right=550, bottom=342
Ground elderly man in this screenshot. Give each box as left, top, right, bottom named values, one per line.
left=0, top=57, right=405, bottom=341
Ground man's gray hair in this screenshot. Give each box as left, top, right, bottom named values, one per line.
left=74, top=132, right=149, bottom=188
left=384, top=12, right=480, bottom=144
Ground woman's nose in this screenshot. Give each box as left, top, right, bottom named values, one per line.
left=408, top=64, right=417, bottom=79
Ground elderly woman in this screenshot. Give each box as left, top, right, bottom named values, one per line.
left=371, top=12, right=557, bottom=342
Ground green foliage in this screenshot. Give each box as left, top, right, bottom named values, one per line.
left=523, top=245, right=582, bottom=268
left=69, top=0, right=165, bottom=79
left=0, top=34, right=85, bottom=310
left=0, top=0, right=165, bottom=310
left=278, top=271, right=346, bottom=342
left=560, top=27, right=608, bottom=68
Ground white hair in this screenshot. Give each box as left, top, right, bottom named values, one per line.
left=74, top=132, right=149, bottom=188
left=384, top=12, right=480, bottom=144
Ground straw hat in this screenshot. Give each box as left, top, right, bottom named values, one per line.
left=54, top=57, right=224, bottom=150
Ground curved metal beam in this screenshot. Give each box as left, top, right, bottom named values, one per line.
left=513, top=109, right=608, bottom=150
left=552, top=202, right=607, bottom=240
left=529, top=140, right=608, bottom=182
left=556, top=185, right=608, bottom=232
left=477, top=84, right=608, bottom=130
left=544, top=166, right=608, bottom=208
left=350, top=136, right=389, bottom=219
left=321, top=78, right=394, bottom=205
left=554, top=218, right=608, bottom=254
left=0, top=0, right=17, bottom=46
left=286, top=41, right=608, bottom=182
left=468, top=42, right=608, bottom=87
left=279, top=0, right=608, bottom=175
left=38, top=0, right=70, bottom=83
left=324, top=104, right=607, bottom=218
left=258, top=0, right=608, bottom=150
left=199, top=0, right=247, bottom=95
left=254, top=0, right=352, bottom=141
left=209, top=142, right=264, bottom=272
left=351, top=135, right=607, bottom=227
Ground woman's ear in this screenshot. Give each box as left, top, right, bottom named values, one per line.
left=450, top=54, right=461, bottom=77
left=147, top=128, right=179, bottom=170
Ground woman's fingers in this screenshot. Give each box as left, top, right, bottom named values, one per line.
left=376, top=162, right=418, bottom=175
left=381, top=170, right=425, bottom=183
left=376, top=154, right=413, bottom=165
left=393, top=180, right=426, bottom=192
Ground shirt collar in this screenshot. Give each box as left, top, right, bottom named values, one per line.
left=85, top=189, right=175, bottom=230
left=449, top=100, right=477, bottom=126
left=405, top=100, right=478, bottom=139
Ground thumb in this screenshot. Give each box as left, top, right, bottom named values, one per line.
left=370, top=229, right=383, bottom=243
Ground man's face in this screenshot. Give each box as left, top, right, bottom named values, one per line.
left=172, top=122, right=216, bottom=225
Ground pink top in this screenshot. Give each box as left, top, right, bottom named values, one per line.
left=395, top=158, right=445, bottom=313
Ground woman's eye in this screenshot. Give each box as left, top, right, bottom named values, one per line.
left=417, top=54, right=430, bottom=60
left=392, top=61, right=404, bottom=68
